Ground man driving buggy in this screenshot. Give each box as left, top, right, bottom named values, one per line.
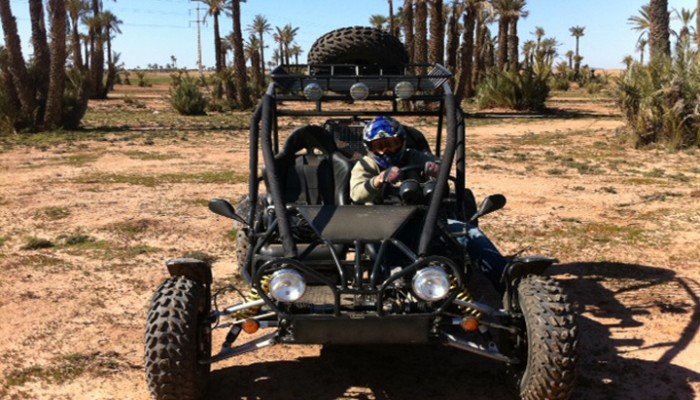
left=350, top=116, right=510, bottom=294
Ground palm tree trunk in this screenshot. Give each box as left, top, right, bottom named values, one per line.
left=574, top=38, right=581, bottom=75
left=697, top=0, right=700, bottom=47
left=508, top=18, right=519, bottom=72
left=473, top=14, right=486, bottom=87
left=497, top=17, right=508, bottom=71
left=231, top=0, right=252, bottom=108
left=214, top=13, right=222, bottom=72
left=402, top=0, right=414, bottom=62
left=71, top=18, right=83, bottom=69
left=649, top=0, right=670, bottom=61
left=258, top=32, right=266, bottom=84
left=44, top=0, right=67, bottom=128
left=428, top=0, right=444, bottom=65
left=0, top=58, right=20, bottom=119
left=84, top=39, right=89, bottom=69
left=0, top=0, right=37, bottom=119
left=456, top=9, right=475, bottom=101
left=414, top=0, right=428, bottom=71
left=90, top=0, right=105, bottom=98
left=388, top=0, right=395, bottom=37
left=568, top=54, right=572, bottom=69
left=29, top=0, right=51, bottom=117
left=640, top=47, right=645, bottom=64
left=250, top=50, right=262, bottom=93
left=446, top=3, right=459, bottom=80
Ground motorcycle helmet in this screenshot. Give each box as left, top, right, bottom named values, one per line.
left=363, top=116, right=406, bottom=169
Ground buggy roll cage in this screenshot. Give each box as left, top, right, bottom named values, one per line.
left=245, top=63, right=467, bottom=260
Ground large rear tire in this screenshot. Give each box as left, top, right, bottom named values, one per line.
left=145, top=276, right=211, bottom=400
left=308, top=26, right=408, bottom=74
left=511, top=275, right=578, bottom=400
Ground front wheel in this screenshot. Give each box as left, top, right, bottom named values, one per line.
left=509, top=275, right=578, bottom=400
left=145, top=276, right=211, bottom=400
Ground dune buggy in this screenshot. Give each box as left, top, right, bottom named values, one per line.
left=145, top=27, right=577, bottom=400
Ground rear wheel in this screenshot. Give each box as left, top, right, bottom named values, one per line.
left=145, top=276, right=211, bottom=400
left=509, top=275, right=578, bottom=400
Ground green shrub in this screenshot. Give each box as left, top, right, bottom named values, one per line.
left=616, top=43, right=699, bottom=150
left=477, top=68, right=551, bottom=111
left=551, top=75, right=571, bottom=91
left=61, top=68, right=89, bottom=130
left=136, top=71, right=150, bottom=87
left=170, top=74, right=207, bottom=116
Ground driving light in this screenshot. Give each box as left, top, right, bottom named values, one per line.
left=303, top=83, right=323, bottom=101
left=412, top=267, right=450, bottom=302
left=269, top=269, right=306, bottom=302
left=394, top=81, right=416, bottom=100
left=350, top=82, right=370, bottom=100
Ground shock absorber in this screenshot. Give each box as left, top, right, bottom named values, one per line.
left=451, top=277, right=483, bottom=319
left=234, top=275, right=271, bottom=319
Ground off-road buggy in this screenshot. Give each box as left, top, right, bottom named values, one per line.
left=145, top=27, right=578, bottom=400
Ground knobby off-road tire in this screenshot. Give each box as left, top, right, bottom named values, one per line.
left=234, top=196, right=264, bottom=273
left=308, top=26, right=409, bottom=73
left=514, top=275, right=578, bottom=400
left=145, top=276, right=211, bottom=400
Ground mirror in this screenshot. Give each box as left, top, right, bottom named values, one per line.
left=468, top=194, right=507, bottom=224
left=208, top=199, right=248, bottom=226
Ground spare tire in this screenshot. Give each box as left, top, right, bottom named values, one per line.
left=308, top=27, right=408, bottom=74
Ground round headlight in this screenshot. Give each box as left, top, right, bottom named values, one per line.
left=303, top=83, right=323, bottom=101
left=394, top=81, right=416, bottom=100
left=269, top=269, right=306, bottom=302
left=350, top=82, right=370, bottom=100
left=412, top=267, right=450, bottom=302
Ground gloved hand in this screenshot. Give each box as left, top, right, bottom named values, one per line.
left=374, top=166, right=402, bottom=188
left=425, top=161, right=441, bottom=178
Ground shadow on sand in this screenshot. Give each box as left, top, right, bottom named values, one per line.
left=208, top=262, right=699, bottom=400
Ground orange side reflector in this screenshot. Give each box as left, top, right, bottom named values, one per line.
left=461, top=317, right=479, bottom=332
left=242, top=319, right=260, bottom=334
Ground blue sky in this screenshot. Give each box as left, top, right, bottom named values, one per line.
left=2, top=0, right=698, bottom=69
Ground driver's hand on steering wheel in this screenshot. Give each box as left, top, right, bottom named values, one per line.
left=374, top=166, right=402, bottom=188
left=425, top=161, right=440, bottom=178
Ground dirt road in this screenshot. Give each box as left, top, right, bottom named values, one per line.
left=0, top=92, right=698, bottom=399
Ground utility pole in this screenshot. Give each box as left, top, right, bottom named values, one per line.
left=190, top=1, right=204, bottom=73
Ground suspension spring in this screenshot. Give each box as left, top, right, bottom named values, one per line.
left=451, top=278, right=483, bottom=319
left=234, top=275, right=271, bottom=320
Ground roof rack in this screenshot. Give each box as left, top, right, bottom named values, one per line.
left=270, top=63, right=452, bottom=94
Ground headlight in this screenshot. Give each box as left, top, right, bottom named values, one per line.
left=394, top=81, right=415, bottom=100
left=412, top=267, right=450, bottom=302
left=269, top=269, right=306, bottom=302
left=350, top=82, right=370, bottom=100
left=303, top=83, right=323, bottom=101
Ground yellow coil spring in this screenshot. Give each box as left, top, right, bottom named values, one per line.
left=451, top=277, right=482, bottom=319
left=234, top=275, right=271, bottom=320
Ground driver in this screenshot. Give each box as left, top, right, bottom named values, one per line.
left=350, top=116, right=440, bottom=204
left=350, top=116, right=509, bottom=295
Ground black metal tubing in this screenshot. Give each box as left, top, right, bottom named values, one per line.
left=276, top=110, right=443, bottom=117
left=260, top=88, right=297, bottom=258
left=418, top=87, right=457, bottom=256
left=455, top=107, right=466, bottom=220
left=273, top=94, right=445, bottom=102
left=248, top=104, right=262, bottom=227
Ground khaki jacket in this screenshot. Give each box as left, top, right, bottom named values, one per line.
left=350, top=150, right=435, bottom=204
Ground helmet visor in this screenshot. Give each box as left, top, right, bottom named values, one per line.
left=368, top=136, right=404, bottom=154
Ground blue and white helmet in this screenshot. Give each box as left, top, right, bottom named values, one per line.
left=363, top=116, right=406, bottom=168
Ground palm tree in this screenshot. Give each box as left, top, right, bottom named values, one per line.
left=0, top=0, right=37, bottom=118
left=66, top=0, right=89, bottom=69
left=673, top=8, right=696, bottom=46
left=649, top=0, right=670, bottom=61
left=402, top=0, right=414, bottom=62
left=456, top=1, right=476, bottom=100
left=415, top=0, right=428, bottom=69
left=637, top=38, right=648, bottom=64
left=495, top=0, right=527, bottom=72
left=230, top=0, right=252, bottom=108
left=429, top=0, right=444, bottom=65
left=473, top=1, right=494, bottom=86
left=45, top=0, right=67, bottom=128
left=445, top=1, right=460, bottom=76
left=539, top=37, right=559, bottom=67
left=522, top=40, right=535, bottom=69
left=248, top=15, right=271, bottom=81
left=565, top=50, right=574, bottom=69
left=388, top=0, right=396, bottom=36
left=101, top=11, right=122, bottom=70
left=88, top=0, right=105, bottom=98
left=289, top=44, right=303, bottom=64
left=29, top=0, right=51, bottom=111
left=533, top=26, right=545, bottom=52
left=201, top=0, right=227, bottom=72
left=569, top=26, right=585, bottom=76
left=245, top=35, right=262, bottom=92
left=493, top=0, right=510, bottom=70
left=628, top=5, right=652, bottom=43
left=369, top=15, right=388, bottom=31
left=273, top=27, right=285, bottom=65
left=697, top=0, right=699, bottom=46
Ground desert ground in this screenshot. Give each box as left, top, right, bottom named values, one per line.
left=0, top=80, right=698, bottom=400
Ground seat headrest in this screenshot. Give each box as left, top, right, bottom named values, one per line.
left=281, top=125, right=338, bottom=157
